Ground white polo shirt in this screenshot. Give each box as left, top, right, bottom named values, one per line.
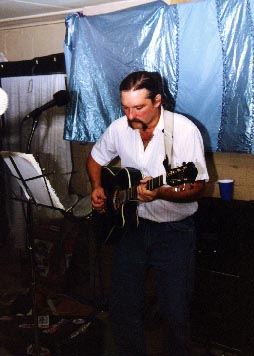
left=91, top=108, right=209, bottom=222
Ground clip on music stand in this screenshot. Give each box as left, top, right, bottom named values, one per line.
left=0, top=150, right=67, bottom=356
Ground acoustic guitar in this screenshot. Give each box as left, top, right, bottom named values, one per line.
left=100, top=162, right=198, bottom=228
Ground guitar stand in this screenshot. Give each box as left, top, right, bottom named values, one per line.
left=0, top=151, right=82, bottom=356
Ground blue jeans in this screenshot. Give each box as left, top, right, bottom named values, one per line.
left=109, top=216, right=196, bottom=356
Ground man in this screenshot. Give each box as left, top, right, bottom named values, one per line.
left=86, top=71, right=209, bottom=356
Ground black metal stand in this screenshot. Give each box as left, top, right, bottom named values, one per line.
left=0, top=150, right=95, bottom=355
left=0, top=153, right=65, bottom=356
left=19, top=108, right=42, bottom=154
left=26, top=197, right=40, bottom=356
left=26, top=116, right=40, bottom=154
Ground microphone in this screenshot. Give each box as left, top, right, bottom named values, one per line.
left=23, top=90, right=70, bottom=121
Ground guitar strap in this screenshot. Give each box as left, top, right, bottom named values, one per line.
left=163, top=110, right=174, bottom=171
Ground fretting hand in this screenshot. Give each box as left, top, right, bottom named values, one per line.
left=137, top=177, right=158, bottom=202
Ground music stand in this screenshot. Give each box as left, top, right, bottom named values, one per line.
left=0, top=151, right=69, bottom=356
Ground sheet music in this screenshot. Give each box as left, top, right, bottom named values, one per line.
left=0, top=151, right=65, bottom=210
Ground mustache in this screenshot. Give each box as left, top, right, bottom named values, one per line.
left=127, top=118, right=148, bottom=131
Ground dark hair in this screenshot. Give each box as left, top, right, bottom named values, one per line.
left=119, top=71, right=175, bottom=111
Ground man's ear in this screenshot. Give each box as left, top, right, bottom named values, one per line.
left=154, top=94, right=162, bottom=107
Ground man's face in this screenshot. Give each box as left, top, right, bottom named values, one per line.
left=120, top=88, right=161, bottom=130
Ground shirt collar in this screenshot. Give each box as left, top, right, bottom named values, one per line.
left=154, top=106, right=165, bottom=134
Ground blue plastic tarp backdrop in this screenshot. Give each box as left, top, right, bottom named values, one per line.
left=64, top=0, right=254, bottom=153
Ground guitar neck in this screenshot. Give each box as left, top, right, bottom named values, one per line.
left=124, top=175, right=164, bottom=202
left=120, top=162, right=197, bottom=202
left=146, top=175, right=164, bottom=191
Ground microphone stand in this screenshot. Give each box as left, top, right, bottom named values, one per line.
left=26, top=116, right=40, bottom=154
left=19, top=108, right=45, bottom=355
left=22, top=109, right=43, bottom=154
left=21, top=90, right=69, bottom=153
left=18, top=97, right=68, bottom=354
left=26, top=194, right=40, bottom=356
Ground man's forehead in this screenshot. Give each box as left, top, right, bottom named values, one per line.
left=120, top=88, right=150, bottom=102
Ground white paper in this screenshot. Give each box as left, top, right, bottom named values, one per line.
left=0, top=151, right=65, bottom=210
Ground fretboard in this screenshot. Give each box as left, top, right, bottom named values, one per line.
left=122, top=175, right=164, bottom=202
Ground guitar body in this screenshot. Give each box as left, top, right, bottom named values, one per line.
left=102, top=166, right=142, bottom=228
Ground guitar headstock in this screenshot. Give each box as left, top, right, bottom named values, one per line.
left=166, top=162, right=198, bottom=187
